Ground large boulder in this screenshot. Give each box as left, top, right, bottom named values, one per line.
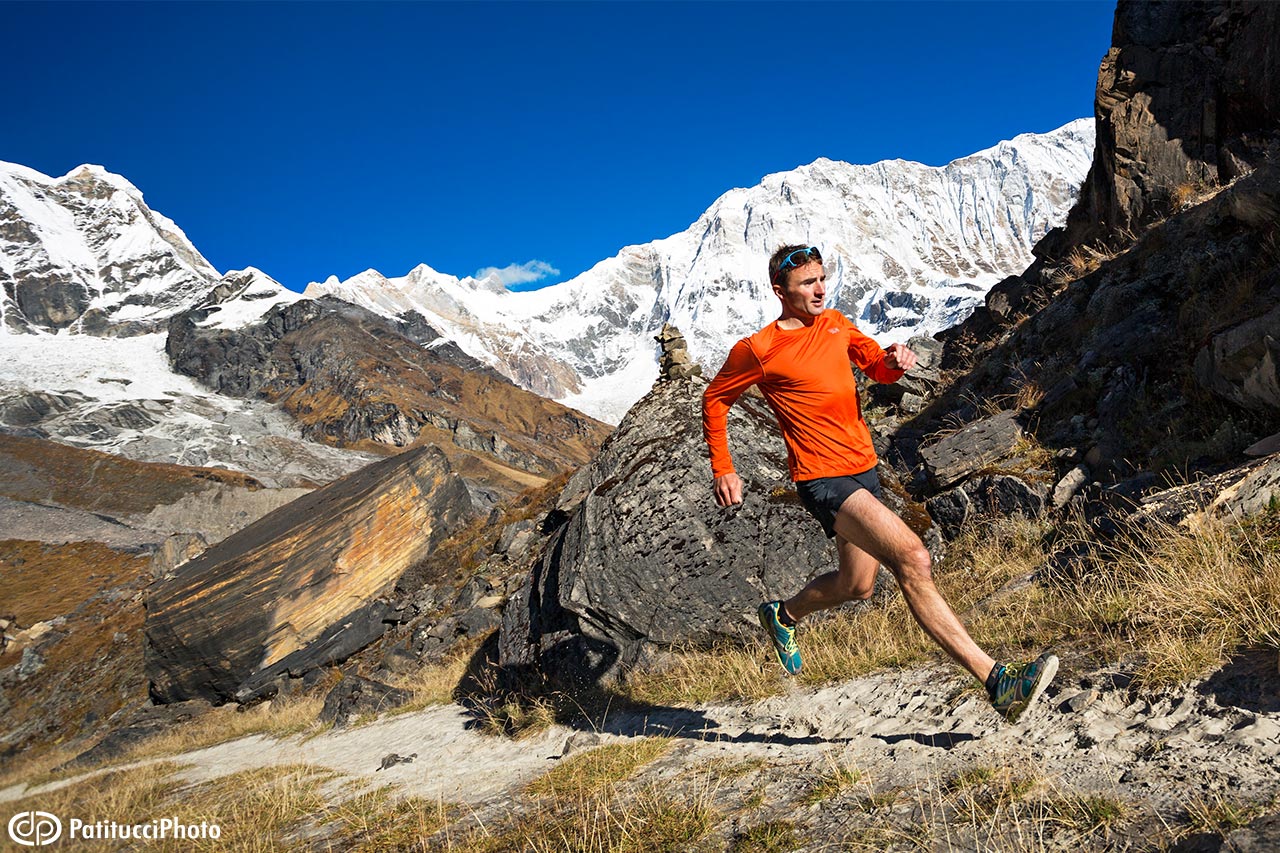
left=498, top=372, right=912, bottom=686
left=496, top=376, right=819, bottom=681
left=145, top=445, right=476, bottom=704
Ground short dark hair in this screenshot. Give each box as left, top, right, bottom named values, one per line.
left=768, top=244, right=823, bottom=289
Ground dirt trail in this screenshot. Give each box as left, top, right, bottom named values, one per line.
left=5, top=654, right=1278, bottom=816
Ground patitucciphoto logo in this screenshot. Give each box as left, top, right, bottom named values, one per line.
left=6, top=809, right=222, bottom=846
left=8, top=811, right=62, bottom=847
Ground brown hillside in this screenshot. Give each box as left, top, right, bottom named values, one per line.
left=0, top=432, right=263, bottom=516
left=167, top=298, right=612, bottom=498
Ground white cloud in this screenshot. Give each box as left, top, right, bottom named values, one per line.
left=474, top=259, right=560, bottom=286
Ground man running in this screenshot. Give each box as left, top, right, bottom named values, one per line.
left=701, top=244, right=1057, bottom=722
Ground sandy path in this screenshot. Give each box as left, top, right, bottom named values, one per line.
left=4, top=655, right=1278, bottom=812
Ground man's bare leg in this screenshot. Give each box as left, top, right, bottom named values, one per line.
left=829, top=489, right=995, bottom=682
left=784, top=535, right=878, bottom=620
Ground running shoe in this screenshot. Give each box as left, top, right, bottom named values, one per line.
left=758, top=601, right=802, bottom=675
left=988, top=652, right=1059, bottom=722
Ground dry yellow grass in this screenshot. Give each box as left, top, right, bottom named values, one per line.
left=6, top=763, right=336, bottom=852
left=8, top=760, right=460, bottom=852
left=802, top=758, right=864, bottom=805
left=1170, top=179, right=1221, bottom=212
left=1047, top=229, right=1138, bottom=287
left=1078, top=511, right=1280, bottom=686
left=438, top=743, right=720, bottom=852
left=729, top=819, right=800, bottom=853
left=0, top=746, right=83, bottom=792
left=624, top=516, right=1056, bottom=707
left=108, top=693, right=332, bottom=768
left=460, top=776, right=722, bottom=853
left=320, top=784, right=452, bottom=852
left=526, top=738, right=673, bottom=798
left=384, top=631, right=494, bottom=716
left=624, top=506, right=1280, bottom=707
left=1180, top=791, right=1270, bottom=835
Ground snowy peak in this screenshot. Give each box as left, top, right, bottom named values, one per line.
left=307, top=119, right=1095, bottom=422
left=0, top=160, right=221, bottom=336
left=193, top=267, right=303, bottom=330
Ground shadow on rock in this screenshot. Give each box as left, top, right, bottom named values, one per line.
left=871, top=731, right=978, bottom=750
left=1198, top=649, right=1280, bottom=714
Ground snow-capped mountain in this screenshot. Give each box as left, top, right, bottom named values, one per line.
left=0, top=161, right=355, bottom=484
left=307, top=119, right=1094, bottom=422
left=0, top=118, right=1092, bottom=450
left=0, top=161, right=607, bottom=490
left=0, top=159, right=304, bottom=336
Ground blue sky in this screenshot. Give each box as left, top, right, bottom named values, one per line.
left=5, top=1, right=1113, bottom=292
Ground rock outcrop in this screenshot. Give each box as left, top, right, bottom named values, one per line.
left=1061, top=0, right=1280, bottom=245
left=655, top=325, right=702, bottom=381
left=919, top=411, right=1025, bottom=490
left=145, top=446, right=476, bottom=704
left=936, top=162, right=1279, bottom=489
left=908, top=0, right=1280, bottom=540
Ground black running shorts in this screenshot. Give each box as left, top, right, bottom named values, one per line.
left=795, top=468, right=883, bottom=539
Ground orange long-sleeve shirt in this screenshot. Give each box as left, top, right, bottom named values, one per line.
left=702, top=309, right=903, bottom=482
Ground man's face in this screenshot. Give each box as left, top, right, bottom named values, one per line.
left=773, top=260, right=826, bottom=319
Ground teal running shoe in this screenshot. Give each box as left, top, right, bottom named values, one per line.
left=758, top=601, right=801, bottom=675
left=988, top=653, right=1059, bottom=722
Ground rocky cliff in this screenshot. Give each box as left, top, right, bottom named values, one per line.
left=1059, top=0, right=1280, bottom=246
left=917, top=0, right=1280, bottom=518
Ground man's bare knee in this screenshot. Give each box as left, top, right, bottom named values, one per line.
left=826, top=572, right=873, bottom=604
left=893, top=546, right=934, bottom=590
left=843, top=579, right=875, bottom=601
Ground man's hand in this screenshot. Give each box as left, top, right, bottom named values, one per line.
left=714, top=472, right=743, bottom=507
left=884, top=342, right=917, bottom=371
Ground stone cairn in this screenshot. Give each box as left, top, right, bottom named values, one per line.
left=656, top=324, right=703, bottom=380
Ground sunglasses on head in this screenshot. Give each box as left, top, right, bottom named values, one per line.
left=775, top=247, right=822, bottom=279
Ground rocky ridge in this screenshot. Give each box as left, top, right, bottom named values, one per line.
left=166, top=295, right=611, bottom=500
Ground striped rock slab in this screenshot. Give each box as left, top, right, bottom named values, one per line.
left=145, top=445, right=475, bottom=704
